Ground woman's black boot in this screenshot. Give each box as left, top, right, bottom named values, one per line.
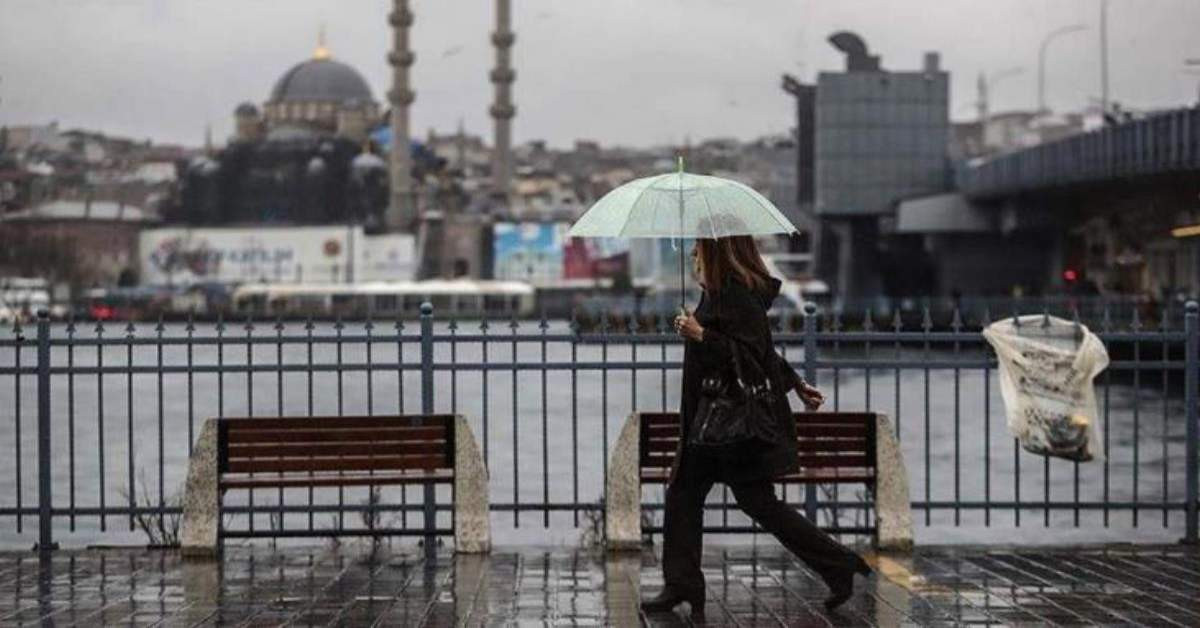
left=641, top=586, right=705, bottom=616
left=823, top=556, right=873, bottom=611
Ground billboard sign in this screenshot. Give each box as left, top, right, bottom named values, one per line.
left=139, top=226, right=414, bottom=285
left=493, top=222, right=631, bottom=285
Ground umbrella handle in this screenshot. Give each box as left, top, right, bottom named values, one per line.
left=680, top=242, right=686, bottom=312
left=678, top=155, right=685, bottom=312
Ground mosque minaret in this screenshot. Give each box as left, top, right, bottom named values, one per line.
left=387, top=0, right=416, bottom=230
left=489, top=0, right=515, bottom=205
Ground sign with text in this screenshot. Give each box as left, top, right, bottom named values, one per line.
left=139, top=226, right=413, bottom=285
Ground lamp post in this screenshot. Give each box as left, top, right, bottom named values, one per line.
left=977, top=67, right=1025, bottom=123
left=1099, top=0, right=1109, bottom=114
left=977, top=67, right=1024, bottom=153
left=1039, top=24, right=1087, bottom=116
left=1187, top=60, right=1200, bottom=106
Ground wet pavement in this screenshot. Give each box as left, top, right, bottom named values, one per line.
left=0, top=541, right=1197, bottom=626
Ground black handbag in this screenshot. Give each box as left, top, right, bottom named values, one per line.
left=687, top=339, right=785, bottom=457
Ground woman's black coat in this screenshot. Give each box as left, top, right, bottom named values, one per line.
left=672, top=274, right=804, bottom=485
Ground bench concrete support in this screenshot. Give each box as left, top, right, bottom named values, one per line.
left=605, top=413, right=643, bottom=551
left=453, top=415, right=492, bottom=553
left=873, top=413, right=914, bottom=552
left=181, top=418, right=220, bottom=559
left=605, top=550, right=645, bottom=623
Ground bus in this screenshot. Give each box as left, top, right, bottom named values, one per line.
left=231, top=279, right=537, bottom=319
left=0, top=277, right=53, bottom=323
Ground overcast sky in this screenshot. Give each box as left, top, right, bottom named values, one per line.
left=1, top=0, right=1197, bottom=149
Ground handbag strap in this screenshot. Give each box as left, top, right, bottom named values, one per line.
left=708, top=288, right=773, bottom=392
left=725, top=334, right=772, bottom=393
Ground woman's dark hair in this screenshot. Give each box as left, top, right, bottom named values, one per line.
left=696, top=235, right=770, bottom=293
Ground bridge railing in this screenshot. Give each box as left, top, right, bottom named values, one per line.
left=961, top=107, right=1200, bottom=197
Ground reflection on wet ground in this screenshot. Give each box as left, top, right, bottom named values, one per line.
left=0, top=542, right=1196, bottom=626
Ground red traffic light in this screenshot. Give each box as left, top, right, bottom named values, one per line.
left=1062, top=268, right=1079, bottom=282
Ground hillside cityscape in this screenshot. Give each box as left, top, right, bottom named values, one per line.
left=3, top=3, right=1198, bottom=327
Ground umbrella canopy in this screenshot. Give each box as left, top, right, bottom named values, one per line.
left=567, top=170, right=798, bottom=239
left=568, top=161, right=798, bottom=312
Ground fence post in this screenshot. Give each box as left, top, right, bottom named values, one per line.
left=419, top=302, right=437, bottom=555
left=36, top=310, right=54, bottom=553
left=1185, top=300, right=1198, bottom=545
left=802, top=302, right=819, bottom=523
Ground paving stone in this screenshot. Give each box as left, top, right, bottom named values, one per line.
left=0, top=543, right=1194, bottom=626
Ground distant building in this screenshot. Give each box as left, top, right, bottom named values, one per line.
left=172, top=37, right=393, bottom=232
left=808, top=33, right=951, bottom=299
left=0, top=200, right=159, bottom=291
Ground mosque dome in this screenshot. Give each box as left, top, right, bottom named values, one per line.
left=306, top=156, right=327, bottom=175
left=269, top=57, right=373, bottom=105
left=351, top=151, right=386, bottom=173
left=258, top=33, right=380, bottom=141
left=188, top=155, right=220, bottom=176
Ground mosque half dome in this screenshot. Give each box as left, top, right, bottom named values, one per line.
left=269, top=57, right=374, bottom=105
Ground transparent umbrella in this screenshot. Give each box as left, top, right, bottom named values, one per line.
left=567, top=157, right=798, bottom=309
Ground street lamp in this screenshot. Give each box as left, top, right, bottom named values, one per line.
left=1183, top=70, right=1200, bottom=106
left=1039, top=24, right=1087, bottom=116
left=976, top=67, right=1024, bottom=153
left=977, top=67, right=1025, bottom=123
left=1182, top=59, right=1200, bottom=105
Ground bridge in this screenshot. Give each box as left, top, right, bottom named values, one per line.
left=892, top=106, right=1200, bottom=301
left=959, top=107, right=1200, bottom=199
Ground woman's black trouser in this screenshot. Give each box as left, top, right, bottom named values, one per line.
left=661, top=447, right=861, bottom=596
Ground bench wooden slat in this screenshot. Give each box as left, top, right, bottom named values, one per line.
left=795, top=424, right=867, bottom=438
left=795, top=412, right=875, bottom=424
left=640, top=467, right=876, bottom=484
left=642, top=452, right=870, bottom=469
left=776, top=467, right=875, bottom=482
left=643, top=438, right=679, bottom=453
left=225, top=426, right=448, bottom=444
left=795, top=438, right=868, bottom=452
left=644, top=437, right=868, bottom=455
left=641, top=453, right=675, bottom=468
left=220, top=469, right=454, bottom=489
left=226, top=454, right=449, bottom=474
left=640, top=414, right=681, bottom=426
left=641, top=413, right=874, bottom=427
left=221, top=415, right=454, bottom=430
left=227, top=441, right=447, bottom=459
left=797, top=454, right=870, bottom=468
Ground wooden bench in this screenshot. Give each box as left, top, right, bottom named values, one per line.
left=605, top=411, right=913, bottom=552
left=181, top=414, right=491, bottom=557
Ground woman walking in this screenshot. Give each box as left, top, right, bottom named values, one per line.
left=641, top=235, right=872, bottom=617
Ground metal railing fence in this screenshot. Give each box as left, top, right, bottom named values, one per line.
left=1, top=299, right=1197, bottom=551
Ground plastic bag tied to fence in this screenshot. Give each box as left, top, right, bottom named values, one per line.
left=982, top=314, right=1109, bottom=462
